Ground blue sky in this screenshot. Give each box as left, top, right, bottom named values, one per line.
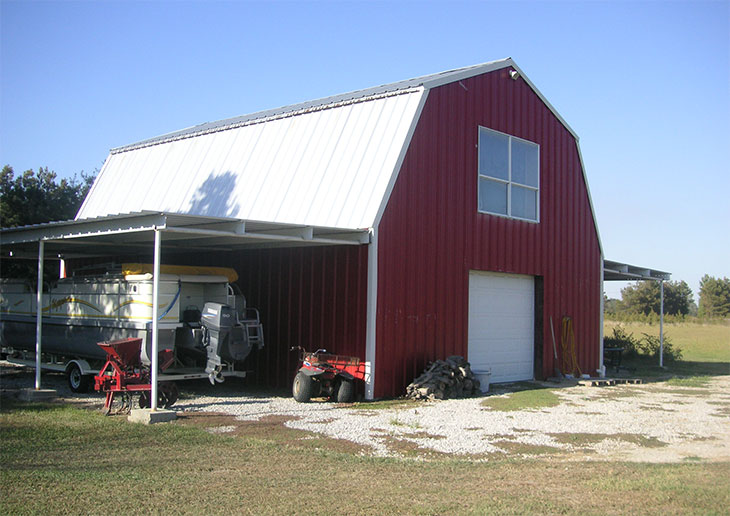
left=1, top=0, right=728, bottom=301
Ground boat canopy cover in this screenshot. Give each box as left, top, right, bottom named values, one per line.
left=122, top=263, right=239, bottom=283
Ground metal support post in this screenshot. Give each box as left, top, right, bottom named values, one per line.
left=35, top=240, right=45, bottom=390
left=364, top=228, right=378, bottom=400
left=659, top=280, right=665, bottom=368
left=150, top=229, right=161, bottom=410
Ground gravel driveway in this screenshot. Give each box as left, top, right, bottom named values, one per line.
left=3, top=361, right=729, bottom=462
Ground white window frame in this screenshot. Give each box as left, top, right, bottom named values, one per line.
left=477, top=126, right=540, bottom=223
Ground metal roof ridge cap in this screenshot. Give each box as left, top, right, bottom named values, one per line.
left=110, top=87, right=425, bottom=154
left=419, top=58, right=513, bottom=89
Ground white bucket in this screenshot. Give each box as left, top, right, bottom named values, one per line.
left=473, top=370, right=491, bottom=393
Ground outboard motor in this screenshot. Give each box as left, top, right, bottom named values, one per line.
left=200, top=302, right=252, bottom=383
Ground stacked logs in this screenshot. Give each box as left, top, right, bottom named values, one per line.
left=406, top=356, right=481, bottom=400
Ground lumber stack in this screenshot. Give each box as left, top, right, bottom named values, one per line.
left=406, top=356, right=481, bottom=400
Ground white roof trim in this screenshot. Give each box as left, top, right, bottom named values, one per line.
left=603, top=259, right=671, bottom=281
left=575, top=140, right=604, bottom=257
left=372, top=89, right=430, bottom=228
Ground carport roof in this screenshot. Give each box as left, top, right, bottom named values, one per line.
left=0, top=211, right=370, bottom=260
left=603, top=259, right=671, bottom=281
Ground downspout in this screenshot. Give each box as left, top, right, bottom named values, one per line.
left=364, top=227, right=378, bottom=400
left=35, top=240, right=44, bottom=390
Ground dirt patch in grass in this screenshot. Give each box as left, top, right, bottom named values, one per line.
left=550, top=432, right=668, bottom=449
left=175, top=412, right=368, bottom=455
left=491, top=440, right=563, bottom=456
left=351, top=398, right=425, bottom=411
left=378, top=436, right=452, bottom=459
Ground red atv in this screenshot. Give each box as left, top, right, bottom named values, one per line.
left=290, top=347, right=365, bottom=403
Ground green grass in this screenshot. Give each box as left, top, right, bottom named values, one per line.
left=666, top=376, right=712, bottom=388
left=2, top=399, right=729, bottom=515
left=481, top=385, right=562, bottom=411
left=604, top=320, right=730, bottom=378
left=604, top=320, right=730, bottom=363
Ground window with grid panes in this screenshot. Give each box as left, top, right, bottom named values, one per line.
left=478, top=127, right=539, bottom=222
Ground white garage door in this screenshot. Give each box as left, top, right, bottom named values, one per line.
left=468, top=271, right=534, bottom=383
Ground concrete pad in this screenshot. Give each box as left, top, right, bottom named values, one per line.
left=128, top=408, right=177, bottom=425
left=18, top=388, right=57, bottom=402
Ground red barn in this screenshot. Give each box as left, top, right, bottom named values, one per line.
left=54, top=59, right=603, bottom=398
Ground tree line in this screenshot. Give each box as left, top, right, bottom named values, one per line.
left=1, top=165, right=97, bottom=281
left=605, top=276, right=730, bottom=320
left=1, top=165, right=95, bottom=227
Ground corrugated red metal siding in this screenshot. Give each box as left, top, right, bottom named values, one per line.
left=230, top=246, right=368, bottom=389
left=375, top=68, right=601, bottom=397
left=171, top=246, right=368, bottom=389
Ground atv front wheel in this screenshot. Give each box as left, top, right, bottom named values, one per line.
left=292, top=371, right=316, bottom=402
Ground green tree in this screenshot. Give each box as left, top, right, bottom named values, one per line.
left=619, top=280, right=694, bottom=316
left=698, top=275, right=730, bottom=318
left=1, top=165, right=96, bottom=282
left=1, top=165, right=95, bottom=227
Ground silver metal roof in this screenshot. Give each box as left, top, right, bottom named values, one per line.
left=77, top=88, right=427, bottom=229
left=604, top=259, right=671, bottom=281
left=1, top=212, right=369, bottom=259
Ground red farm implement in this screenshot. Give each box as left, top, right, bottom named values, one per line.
left=94, top=337, right=178, bottom=415
left=290, top=347, right=365, bottom=403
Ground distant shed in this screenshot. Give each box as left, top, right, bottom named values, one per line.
left=73, top=58, right=602, bottom=398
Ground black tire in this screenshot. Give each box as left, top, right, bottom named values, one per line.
left=138, top=391, right=150, bottom=409
left=335, top=378, right=355, bottom=403
left=292, top=371, right=315, bottom=403
left=67, top=363, right=90, bottom=393
left=160, top=382, right=179, bottom=408
left=138, top=382, right=179, bottom=409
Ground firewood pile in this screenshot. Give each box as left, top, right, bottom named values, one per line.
left=406, top=356, right=481, bottom=400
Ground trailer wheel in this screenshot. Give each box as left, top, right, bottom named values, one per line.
left=292, top=372, right=315, bottom=402
left=67, top=363, right=90, bottom=393
left=335, top=378, right=355, bottom=403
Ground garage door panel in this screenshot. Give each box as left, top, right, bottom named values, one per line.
left=468, top=271, right=534, bottom=384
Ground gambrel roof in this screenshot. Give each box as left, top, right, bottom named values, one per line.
left=77, top=58, right=582, bottom=230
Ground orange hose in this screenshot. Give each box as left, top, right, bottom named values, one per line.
left=560, top=316, right=581, bottom=377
